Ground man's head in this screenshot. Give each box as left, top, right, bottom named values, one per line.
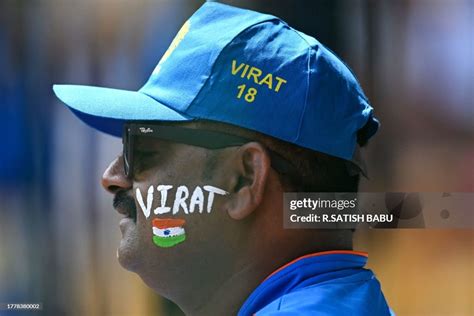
left=53, top=2, right=379, bottom=313
left=100, top=119, right=360, bottom=307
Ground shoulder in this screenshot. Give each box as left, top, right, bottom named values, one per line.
left=256, top=271, right=393, bottom=316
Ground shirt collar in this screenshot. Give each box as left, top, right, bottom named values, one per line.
left=238, top=250, right=368, bottom=315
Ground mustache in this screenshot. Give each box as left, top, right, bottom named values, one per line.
left=113, top=190, right=137, bottom=215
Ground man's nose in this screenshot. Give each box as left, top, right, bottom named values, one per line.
left=101, top=156, right=132, bottom=194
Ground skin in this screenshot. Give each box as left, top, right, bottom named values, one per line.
left=101, top=122, right=352, bottom=315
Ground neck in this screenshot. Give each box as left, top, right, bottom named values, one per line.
left=184, top=261, right=264, bottom=316
left=182, top=242, right=351, bottom=316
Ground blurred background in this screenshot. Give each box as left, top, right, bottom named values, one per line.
left=0, top=0, right=472, bottom=315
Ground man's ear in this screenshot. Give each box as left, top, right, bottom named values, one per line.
left=226, top=142, right=271, bottom=220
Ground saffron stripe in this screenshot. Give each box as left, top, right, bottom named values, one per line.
left=152, top=218, right=186, bottom=229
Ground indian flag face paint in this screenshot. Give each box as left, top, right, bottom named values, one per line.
left=152, top=218, right=186, bottom=248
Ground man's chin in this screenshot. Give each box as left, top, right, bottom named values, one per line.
left=117, top=219, right=141, bottom=271
left=117, top=240, right=140, bottom=272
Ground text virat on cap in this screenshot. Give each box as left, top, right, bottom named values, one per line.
left=231, top=60, right=288, bottom=92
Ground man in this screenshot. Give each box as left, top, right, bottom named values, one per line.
left=53, top=2, right=392, bottom=315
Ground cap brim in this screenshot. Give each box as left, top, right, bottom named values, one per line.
left=53, top=84, right=192, bottom=137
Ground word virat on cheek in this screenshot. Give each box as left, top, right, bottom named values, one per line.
left=135, top=185, right=228, bottom=219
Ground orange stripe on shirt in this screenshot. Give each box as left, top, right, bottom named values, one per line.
left=263, top=250, right=368, bottom=282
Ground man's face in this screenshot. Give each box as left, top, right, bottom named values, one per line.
left=101, top=126, right=240, bottom=297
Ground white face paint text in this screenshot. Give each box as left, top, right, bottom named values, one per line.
left=135, top=185, right=228, bottom=219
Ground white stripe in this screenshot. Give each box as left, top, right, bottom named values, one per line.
left=153, top=226, right=185, bottom=238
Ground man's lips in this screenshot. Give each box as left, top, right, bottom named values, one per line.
left=113, top=191, right=137, bottom=221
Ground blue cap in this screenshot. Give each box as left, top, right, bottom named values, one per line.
left=53, top=1, right=379, bottom=161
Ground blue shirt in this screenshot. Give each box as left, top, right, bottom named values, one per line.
left=239, top=251, right=394, bottom=316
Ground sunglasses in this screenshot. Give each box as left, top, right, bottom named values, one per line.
left=122, top=123, right=299, bottom=179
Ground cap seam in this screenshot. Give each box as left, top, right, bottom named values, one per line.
left=294, top=46, right=313, bottom=142
left=280, top=22, right=314, bottom=144
left=286, top=24, right=315, bottom=47
left=185, top=18, right=281, bottom=113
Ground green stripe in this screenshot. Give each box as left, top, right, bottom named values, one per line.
left=152, top=234, right=186, bottom=248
